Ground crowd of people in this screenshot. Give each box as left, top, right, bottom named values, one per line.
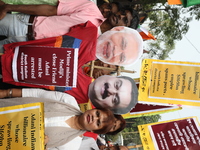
left=0, top=0, right=144, bottom=149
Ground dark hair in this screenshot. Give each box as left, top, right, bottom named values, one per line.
left=118, top=145, right=129, bottom=150
left=116, top=146, right=120, bottom=150
left=92, top=108, right=116, bottom=134
left=90, top=97, right=103, bottom=110
left=110, top=144, right=129, bottom=150
left=111, top=2, right=122, bottom=11
left=121, top=6, right=140, bottom=29
left=111, top=76, right=138, bottom=114
left=106, top=115, right=126, bottom=135
left=113, top=144, right=120, bottom=150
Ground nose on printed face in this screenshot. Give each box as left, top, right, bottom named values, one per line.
left=107, top=88, right=117, bottom=96
left=113, top=47, right=123, bottom=57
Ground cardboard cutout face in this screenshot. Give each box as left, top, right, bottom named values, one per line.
left=96, top=26, right=143, bottom=66
left=88, top=75, right=132, bottom=110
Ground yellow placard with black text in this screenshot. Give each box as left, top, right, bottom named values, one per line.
left=0, top=103, right=44, bottom=150
left=139, top=59, right=200, bottom=107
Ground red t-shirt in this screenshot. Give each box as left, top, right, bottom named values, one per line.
left=2, top=21, right=97, bottom=104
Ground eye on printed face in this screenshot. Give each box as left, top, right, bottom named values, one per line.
left=79, top=109, right=110, bottom=131
left=96, top=29, right=140, bottom=65
left=88, top=75, right=132, bottom=109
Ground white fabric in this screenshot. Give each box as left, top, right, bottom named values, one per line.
left=89, top=0, right=97, bottom=4
left=22, top=88, right=79, bottom=109
left=98, top=26, right=102, bottom=37
left=0, top=13, right=29, bottom=53
left=45, top=116, right=82, bottom=150
left=79, top=136, right=99, bottom=150
left=45, top=116, right=72, bottom=127
left=22, top=88, right=82, bottom=150
left=48, top=136, right=82, bottom=150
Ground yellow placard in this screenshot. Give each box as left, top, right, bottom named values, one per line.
left=79, top=100, right=93, bottom=112
left=138, top=124, right=155, bottom=150
left=139, top=59, right=200, bottom=107
left=0, top=103, right=44, bottom=150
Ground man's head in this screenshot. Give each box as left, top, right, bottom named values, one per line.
left=108, top=7, right=140, bottom=30
left=96, top=26, right=143, bottom=66
left=98, top=2, right=121, bottom=18
left=88, top=75, right=138, bottom=114
left=99, top=2, right=140, bottom=29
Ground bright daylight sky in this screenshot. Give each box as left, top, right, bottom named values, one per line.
left=121, top=18, right=200, bottom=122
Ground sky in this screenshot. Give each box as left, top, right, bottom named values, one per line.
left=121, top=18, right=200, bottom=122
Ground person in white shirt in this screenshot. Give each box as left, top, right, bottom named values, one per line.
left=0, top=88, right=126, bottom=150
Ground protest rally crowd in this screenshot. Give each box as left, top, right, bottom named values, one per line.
left=0, top=0, right=145, bottom=149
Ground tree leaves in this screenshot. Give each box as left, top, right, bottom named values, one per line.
left=142, top=2, right=199, bottom=59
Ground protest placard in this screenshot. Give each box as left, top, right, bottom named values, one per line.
left=0, top=103, right=44, bottom=150
left=139, top=59, right=200, bottom=107
left=12, top=45, right=79, bottom=87
left=122, top=104, right=181, bottom=118
left=138, top=117, right=200, bottom=150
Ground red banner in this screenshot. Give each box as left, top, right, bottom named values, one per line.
left=12, top=45, right=78, bottom=87
left=149, top=117, right=200, bottom=150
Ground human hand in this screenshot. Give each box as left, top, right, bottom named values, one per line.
left=45, top=135, right=49, bottom=144
left=44, top=135, right=49, bottom=150
left=0, top=0, right=8, bottom=20
left=0, top=89, right=8, bottom=98
left=99, top=145, right=107, bottom=150
left=0, top=0, right=5, bottom=5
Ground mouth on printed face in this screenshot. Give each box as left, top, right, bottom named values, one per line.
left=102, top=42, right=112, bottom=59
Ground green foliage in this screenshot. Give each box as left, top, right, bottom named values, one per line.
left=106, top=134, right=120, bottom=143
left=185, top=4, right=200, bottom=20
left=122, top=114, right=161, bottom=146
left=104, top=114, right=161, bottom=147
left=146, top=38, right=175, bottom=59
left=141, top=2, right=199, bottom=59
